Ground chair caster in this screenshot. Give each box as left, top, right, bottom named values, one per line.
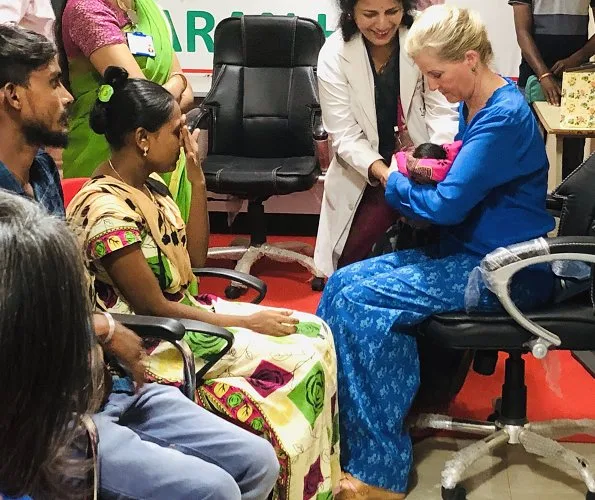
left=225, top=285, right=245, bottom=299
left=311, top=277, right=326, bottom=291
left=442, top=485, right=467, bottom=500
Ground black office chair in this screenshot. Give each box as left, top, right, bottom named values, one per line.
left=188, top=15, right=328, bottom=298
left=411, top=152, right=595, bottom=500
left=84, top=313, right=238, bottom=499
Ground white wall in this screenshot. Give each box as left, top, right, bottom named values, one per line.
left=445, top=0, right=520, bottom=78
left=164, top=1, right=592, bottom=95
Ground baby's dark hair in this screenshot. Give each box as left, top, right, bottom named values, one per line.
left=89, top=66, right=176, bottom=149
left=412, top=142, right=447, bottom=160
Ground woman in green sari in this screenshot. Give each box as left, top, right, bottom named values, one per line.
left=56, top=0, right=194, bottom=221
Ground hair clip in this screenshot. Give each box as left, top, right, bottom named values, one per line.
left=97, top=84, right=114, bottom=103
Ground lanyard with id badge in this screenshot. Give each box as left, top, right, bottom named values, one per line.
left=126, top=31, right=156, bottom=58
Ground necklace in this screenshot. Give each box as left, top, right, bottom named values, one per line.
left=115, top=0, right=139, bottom=26
left=108, top=159, right=154, bottom=201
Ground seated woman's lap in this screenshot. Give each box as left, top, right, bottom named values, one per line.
left=320, top=246, right=437, bottom=310
left=316, top=248, right=556, bottom=492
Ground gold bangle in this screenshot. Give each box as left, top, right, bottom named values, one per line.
left=170, top=71, right=188, bottom=93
left=538, top=72, right=552, bottom=82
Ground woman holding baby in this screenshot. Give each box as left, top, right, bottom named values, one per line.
left=318, top=4, right=557, bottom=498
left=313, top=0, right=458, bottom=276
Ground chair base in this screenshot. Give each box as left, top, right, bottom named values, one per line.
left=207, top=242, right=326, bottom=293
left=411, top=413, right=595, bottom=497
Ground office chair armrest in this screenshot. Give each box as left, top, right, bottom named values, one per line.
left=192, top=267, right=267, bottom=304
left=110, top=313, right=196, bottom=400
left=547, top=194, right=563, bottom=215
left=477, top=236, right=595, bottom=358
left=175, top=318, right=235, bottom=383
left=111, top=313, right=185, bottom=340
left=186, top=105, right=213, bottom=132
left=308, top=104, right=328, bottom=141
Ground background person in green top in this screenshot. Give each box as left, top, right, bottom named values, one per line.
left=55, top=0, right=195, bottom=221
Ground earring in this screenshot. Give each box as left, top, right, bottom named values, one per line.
left=143, top=147, right=148, bottom=157
left=471, top=67, right=477, bottom=73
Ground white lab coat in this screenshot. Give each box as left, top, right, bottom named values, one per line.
left=313, top=28, right=459, bottom=277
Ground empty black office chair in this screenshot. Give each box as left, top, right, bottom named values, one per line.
left=411, top=152, right=595, bottom=500
left=188, top=15, right=327, bottom=298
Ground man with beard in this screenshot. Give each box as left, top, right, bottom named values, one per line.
left=0, top=24, right=279, bottom=500
left=0, top=23, right=68, bottom=213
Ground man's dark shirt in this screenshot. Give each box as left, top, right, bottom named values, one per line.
left=0, top=150, right=65, bottom=217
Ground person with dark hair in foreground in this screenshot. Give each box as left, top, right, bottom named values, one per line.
left=67, top=65, right=340, bottom=499
left=0, top=191, right=101, bottom=499
left=0, top=24, right=279, bottom=500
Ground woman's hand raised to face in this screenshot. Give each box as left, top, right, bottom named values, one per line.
left=180, top=115, right=205, bottom=185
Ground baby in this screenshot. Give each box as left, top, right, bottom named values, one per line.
left=394, top=140, right=463, bottom=184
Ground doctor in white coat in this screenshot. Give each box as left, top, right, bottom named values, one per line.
left=314, top=0, right=459, bottom=279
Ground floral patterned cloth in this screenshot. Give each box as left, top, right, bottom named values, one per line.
left=67, top=175, right=340, bottom=500
left=560, top=70, right=595, bottom=129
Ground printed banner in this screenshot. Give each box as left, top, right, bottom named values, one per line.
left=164, top=0, right=521, bottom=94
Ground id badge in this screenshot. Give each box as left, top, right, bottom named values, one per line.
left=126, top=32, right=156, bottom=58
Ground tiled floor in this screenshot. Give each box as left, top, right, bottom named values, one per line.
left=408, top=437, right=595, bottom=499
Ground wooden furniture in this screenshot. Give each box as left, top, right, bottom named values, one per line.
left=533, top=101, right=595, bottom=192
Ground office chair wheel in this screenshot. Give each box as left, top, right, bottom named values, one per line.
left=311, top=277, right=326, bottom=291
left=441, top=486, right=467, bottom=500
left=225, top=285, right=245, bottom=300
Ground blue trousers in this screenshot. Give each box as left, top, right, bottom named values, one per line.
left=93, top=383, right=279, bottom=500
left=317, top=248, right=554, bottom=493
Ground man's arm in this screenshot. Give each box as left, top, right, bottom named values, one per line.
left=511, top=2, right=562, bottom=105
left=551, top=5, right=595, bottom=77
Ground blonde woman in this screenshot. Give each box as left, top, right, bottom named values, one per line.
left=313, top=0, right=458, bottom=276
left=318, top=5, right=556, bottom=498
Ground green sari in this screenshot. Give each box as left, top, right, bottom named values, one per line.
left=62, top=0, right=192, bottom=221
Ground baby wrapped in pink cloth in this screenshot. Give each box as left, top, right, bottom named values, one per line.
left=394, top=140, right=463, bottom=184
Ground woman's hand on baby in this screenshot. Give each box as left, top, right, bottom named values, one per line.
left=180, top=116, right=205, bottom=185
left=245, top=309, right=299, bottom=337
left=369, top=159, right=390, bottom=187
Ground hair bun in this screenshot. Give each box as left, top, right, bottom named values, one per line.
left=89, top=66, right=130, bottom=135
left=103, top=65, right=129, bottom=90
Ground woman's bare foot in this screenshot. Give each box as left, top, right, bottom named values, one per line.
left=336, top=471, right=406, bottom=500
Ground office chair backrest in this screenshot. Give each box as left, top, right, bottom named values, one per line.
left=203, top=16, right=325, bottom=159
left=553, top=151, right=595, bottom=238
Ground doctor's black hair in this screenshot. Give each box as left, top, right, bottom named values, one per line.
left=337, top=0, right=416, bottom=42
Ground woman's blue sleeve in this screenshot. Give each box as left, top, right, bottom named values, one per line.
left=385, top=114, right=534, bottom=225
